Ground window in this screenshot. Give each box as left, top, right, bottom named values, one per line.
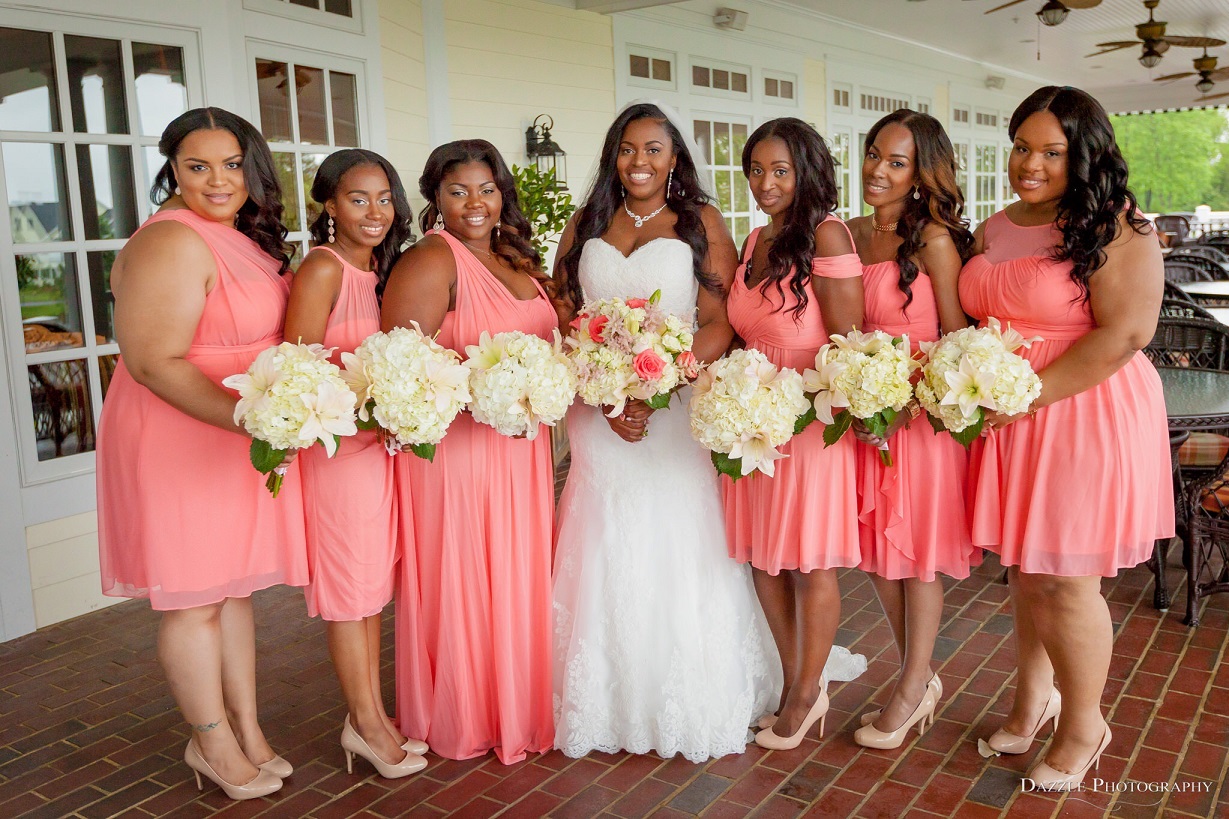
left=764, top=72, right=796, bottom=103
left=974, top=142, right=998, bottom=223
left=286, top=0, right=353, bottom=14
left=691, top=60, right=750, bottom=98
left=953, top=141, right=969, bottom=204
left=628, top=46, right=674, bottom=89
left=952, top=107, right=970, bottom=125
left=1001, top=143, right=1015, bottom=208
left=0, top=25, right=194, bottom=478
left=244, top=0, right=362, bottom=34
left=860, top=91, right=910, bottom=114
left=693, top=117, right=752, bottom=246
left=975, top=110, right=998, bottom=128
left=252, top=55, right=363, bottom=262
left=832, top=85, right=851, bottom=111
left=917, top=98, right=931, bottom=115
left=830, top=129, right=854, bottom=219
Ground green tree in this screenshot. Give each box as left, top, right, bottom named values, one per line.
left=1110, top=109, right=1227, bottom=212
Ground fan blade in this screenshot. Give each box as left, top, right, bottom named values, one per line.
left=1163, top=36, right=1228, bottom=48
left=1196, top=90, right=1229, bottom=102
left=1085, top=44, right=1137, bottom=58
left=1064, top=0, right=1101, bottom=8
left=1094, top=41, right=1142, bottom=48
left=985, top=0, right=1028, bottom=13
left=1211, top=67, right=1229, bottom=81
left=1153, top=71, right=1196, bottom=82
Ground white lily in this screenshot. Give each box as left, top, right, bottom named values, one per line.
left=464, top=331, right=508, bottom=370
left=222, top=345, right=283, bottom=424
left=730, top=430, right=788, bottom=477
left=942, top=356, right=998, bottom=418
left=422, top=358, right=472, bottom=413
left=297, top=381, right=359, bottom=456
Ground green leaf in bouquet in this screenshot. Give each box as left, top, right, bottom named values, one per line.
left=794, top=405, right=817, bottom=435
left=926, top=411, right=946, bottom=435
left=649, top=288, right=662, bottom=305
left=410, top=442, right=437, bottom=462
left=951, top=414, right=985, bottom=448
left=822, top=410, right=854, bottom=448
left=645, top=392, right=672, bottom=410
left=711, top=450, right=746, bottom=481
left=250, top=438, right=287, bottom=475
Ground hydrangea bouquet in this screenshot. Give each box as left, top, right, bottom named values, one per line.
left=915, top=318, right=1043, bottom=446
left=463, top=330, right=577, bottom=440
left=341, top=324, right=471, bottom=461
left=223, top=342, right=359, bottom=497
left=801, top=330, right=919, bottom=466
left=689, top=348, right=811, bottom=480
left=565, top=290, right=699, bottom=417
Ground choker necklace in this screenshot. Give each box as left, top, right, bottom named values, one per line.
left=871, top=216, right=899, bottom=233
left=623, top=198, right=668, bottom=228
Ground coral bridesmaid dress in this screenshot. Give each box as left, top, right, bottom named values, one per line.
left=97, top=208, right=308, bottom=610
left=959, top=211, right=1174, bottom=576
left=394, top=229, right=557, bottom=763
left=723, top=216, right=862, bottom=573
left=297, top=246, right=396, bottom=621
left=857, top=260, right=977, bottom=581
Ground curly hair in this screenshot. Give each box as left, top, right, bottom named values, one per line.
left=741, top=117, right=839, bottom=320
left=417, top=139, right=543, bottom=281
left=1007, top=86, right=1149, bottom=302
left=557, top=103, right=719, bottom=310
left=151, top=107, right=292, bottom=274
left=863, top=109, right=974, bottom=312
left=308, top=148, right=415, bottom=298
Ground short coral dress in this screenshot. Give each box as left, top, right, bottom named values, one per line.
left=97, top=208, right=308, bottom=610
left=298, top=246, right=397, bottom=621
left=722, top=218, right=863, bottom=573
left=394, top=229, right=557, bottom=763
left=959, top=211, right=1174, bottom=576
left=857, top=260, right=977, bottom=581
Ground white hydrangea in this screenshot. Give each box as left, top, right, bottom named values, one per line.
left=689, top=348, right=811, bottom=479
left=464, top=330, right=577, bottom=440
left=341, top=325, right=471, bottom=456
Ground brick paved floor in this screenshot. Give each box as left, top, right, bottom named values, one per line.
left=2, top=524, right=1227, bottom=817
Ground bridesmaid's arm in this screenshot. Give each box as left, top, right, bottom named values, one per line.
left=917, top=225, right=970, bottom=335
left=986, top=214, right=1163, bottom=427
left=380, top=235, right=456, bottom=337
left=811, top=218, right=864, bottom=335
left=111, top=221, right=246, bottom=435
left=284, top=248, right=343, bottom=346
left=692, top=204, right=737, bottom=364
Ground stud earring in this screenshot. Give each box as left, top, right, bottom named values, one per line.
left=174, top=185, right=181, bottom=196
left=433, top=212, right=444, bottom=231
left=327, top=215, right=336, bottom=243
left=913, top=186, right=922, bottom=200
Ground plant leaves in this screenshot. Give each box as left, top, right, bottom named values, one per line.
left=794, top=405, right=817, bottom=435
left=711, top=450, right=746, bottom=481
left=645, top=392, right=672, bottom=410
left=250, top=439, right=287, bottom=474
left=410, top=442, right=437, bottom=462
left=822, top=410, right=854, bottom=448
left=951, top=414, right=985, bottom=448
left=926, top=411, right=946, bottom=435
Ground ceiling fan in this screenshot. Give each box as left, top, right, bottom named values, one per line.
left=1086, top=0, right=1225, bottom=68
left=1154, top=50, right=1229, bottom=95
left=979, top=0, right=1100, bottom=27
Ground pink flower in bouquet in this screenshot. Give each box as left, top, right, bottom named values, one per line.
left=625, top=297, right=649, bottom=309
left=589, top=314, right=609, bottom=343
left=633, top=349, right=666, bottom=381
left=569, top=312, right=589, bottom=332
left=676, top=351, right=700, bottom=380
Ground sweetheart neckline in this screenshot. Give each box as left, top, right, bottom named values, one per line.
left=587, top=236, right=689, bottom=261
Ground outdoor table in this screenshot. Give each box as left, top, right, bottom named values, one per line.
left=1210, top=308, right=1229, bottom=327
left=1178, top=281, right=1229, bottom=305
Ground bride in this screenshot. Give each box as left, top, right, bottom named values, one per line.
left=550, top=101, right=862, bottom=761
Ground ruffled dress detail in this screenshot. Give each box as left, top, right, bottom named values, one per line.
left=958, top=211, right=1174, bottom=576
left=856, top=260, right=977, bottom=581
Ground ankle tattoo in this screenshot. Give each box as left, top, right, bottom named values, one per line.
left=191, top=719, right=222, bottom=733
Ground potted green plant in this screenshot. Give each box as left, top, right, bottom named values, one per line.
left=511, top=164, right=575, bottom=259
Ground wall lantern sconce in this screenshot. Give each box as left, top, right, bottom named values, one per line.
left=525, top=114, right=567, bottom=189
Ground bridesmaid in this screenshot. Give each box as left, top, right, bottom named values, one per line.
left=961, top=86, right=1172, bottom=790
left=846, top=110, right=977, bottom=749
left=96, top=108, right=304, bottom=800
left=728, top=117, right=864, bottom=750
left=283, top=149, right=426, bottom=777
left=384, top=140, right=556, bottom=764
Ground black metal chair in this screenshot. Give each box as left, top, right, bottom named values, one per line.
left=1156, top=214, right=1191, bottom=249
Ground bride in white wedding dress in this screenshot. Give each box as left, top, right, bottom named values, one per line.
left=551, top=102, right=863, bottom=762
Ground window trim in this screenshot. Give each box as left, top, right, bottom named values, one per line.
left=689, top=57, right=751, bottom=101
left=762, top=70, right=797, bottom=107
left=625, top=44, right=676, bottom=92
left=243, top=0, right=364, bottom=35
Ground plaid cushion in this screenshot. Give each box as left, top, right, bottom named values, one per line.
left=1201, top=482, right=1229, bottom=514
left=1179, top=433, right=1229, bottom=468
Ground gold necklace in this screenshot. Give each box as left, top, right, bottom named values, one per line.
left=871, top=216, right=899, bottom=233
left=460, top=240, right=492, bottom=259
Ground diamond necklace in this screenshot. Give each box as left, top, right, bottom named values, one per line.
left=623, top=197, right=668, bottom=228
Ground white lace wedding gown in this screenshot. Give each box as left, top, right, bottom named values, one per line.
left=552, top=237, right=863, bottom=762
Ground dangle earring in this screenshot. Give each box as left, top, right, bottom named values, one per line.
left=666, top=168, right=674, bottom=198
left=495, top=220, right=501, bottom=240
left=433, top=210, right=444, bottom=231
left=327, top=216, right=336, bottom=243
left=912, top=186, right=922, bottom=200
left=174, top=185, right=181, bottom=196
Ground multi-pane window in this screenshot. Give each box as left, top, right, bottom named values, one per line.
left=764, top=72, right=796, bottom=102
left=832, top=86, right=851, bottom=110
left=952, top=107, right=970, bottom=125
left=0, top=25, right=191, bottom=474
left=691, top=61, right=750, bottom=97
left=974, top=143, right=998, bottom=223
left=830, top=130, right=853, bottom=219
left=917, top=98, right=931, bottom=115
left=860, top=92, right=910, bottom=114
left=693, top=118, right=751, bottom=247
left=1002, top=144, right=1015, bottom=208
left=975, top=110, right=998, bottom=128
left=953, top=141, right=969, bottom=204
left=286, top=0, right=353, bottom=14
left=253, top=56, right=361, bottom=263
left=628, top=48, right=673, bottom=86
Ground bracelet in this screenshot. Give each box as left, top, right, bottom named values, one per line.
left=905, top=400, right=922, bottom=420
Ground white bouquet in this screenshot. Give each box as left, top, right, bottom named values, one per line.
left=464, top=330, right=577, bottom=440
left=915, top=318, right=1043, bottom=446
left=341, top=324, right=471, bottom=460
left=566, top=290, right=699, bottom=417
left=223, top=342, right=358, bottom=496
left=689, top=348, right=811, bottom=480
left=802, top=330, right=918, bottom=466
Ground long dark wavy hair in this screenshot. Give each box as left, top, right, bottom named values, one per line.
left=557, top=103, right=719, bottom=310
left=308, top=149, right=414, bottom=297
left=417, top=140, right=543, bottom=280
left=741, top=117, right=839, bottom=319
left=1007, top=86, right=1148, bottom=302
left=151, top=107, right=291, bottom=273
left=863, top=110, right=974, bottom=311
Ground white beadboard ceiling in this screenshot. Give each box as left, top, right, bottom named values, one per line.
left=772, top=0, right=1229, bottom=112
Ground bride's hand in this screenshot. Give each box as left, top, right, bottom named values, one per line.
left=605, top=406, right=648, bottom=443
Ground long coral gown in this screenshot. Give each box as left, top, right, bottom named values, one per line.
left=857, top=260, right=977, bottom=581
left=394, top=229, right=556, bottom=764
left=723, top=218, right=862, bottom=573
left=97, top=208, right=308, bottom=610
left=959, top=211, right=1174, bottom=576
left=298, top=246, right=396, bottom=621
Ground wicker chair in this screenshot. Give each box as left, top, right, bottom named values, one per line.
left=1181, top=459, right=1229, bottom=625
left=1156, top=214, right=1191, bottom=249
left=1164, top=260, right=1214, bottom=284
left=1170, top=244, right=1229, bottom=270
left=1164, top=280, right=1196, bottom=303
left=1161, top=298, right=1215, bottom=321
left=1145, top=316, right=1229, bottom=369
left=1165, top=252, right=1229, bottom=282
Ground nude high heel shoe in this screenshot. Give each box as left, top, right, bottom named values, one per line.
left=342, top=716, right=427, bottom=778
left=754, top=687, right=828, bottom=750
left=402, top=737, right=429, bottom=756
left=978, top=687, right=1061, bottom=758
left=257, top=754, right=293, bottom=778
left=184, top=741, right=283, bottom=800
left=853, top=677, right=939, bottom=750
left=860, top=673, right=942, bottom=727
left=1026, top=724, right=1111, bottom=792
